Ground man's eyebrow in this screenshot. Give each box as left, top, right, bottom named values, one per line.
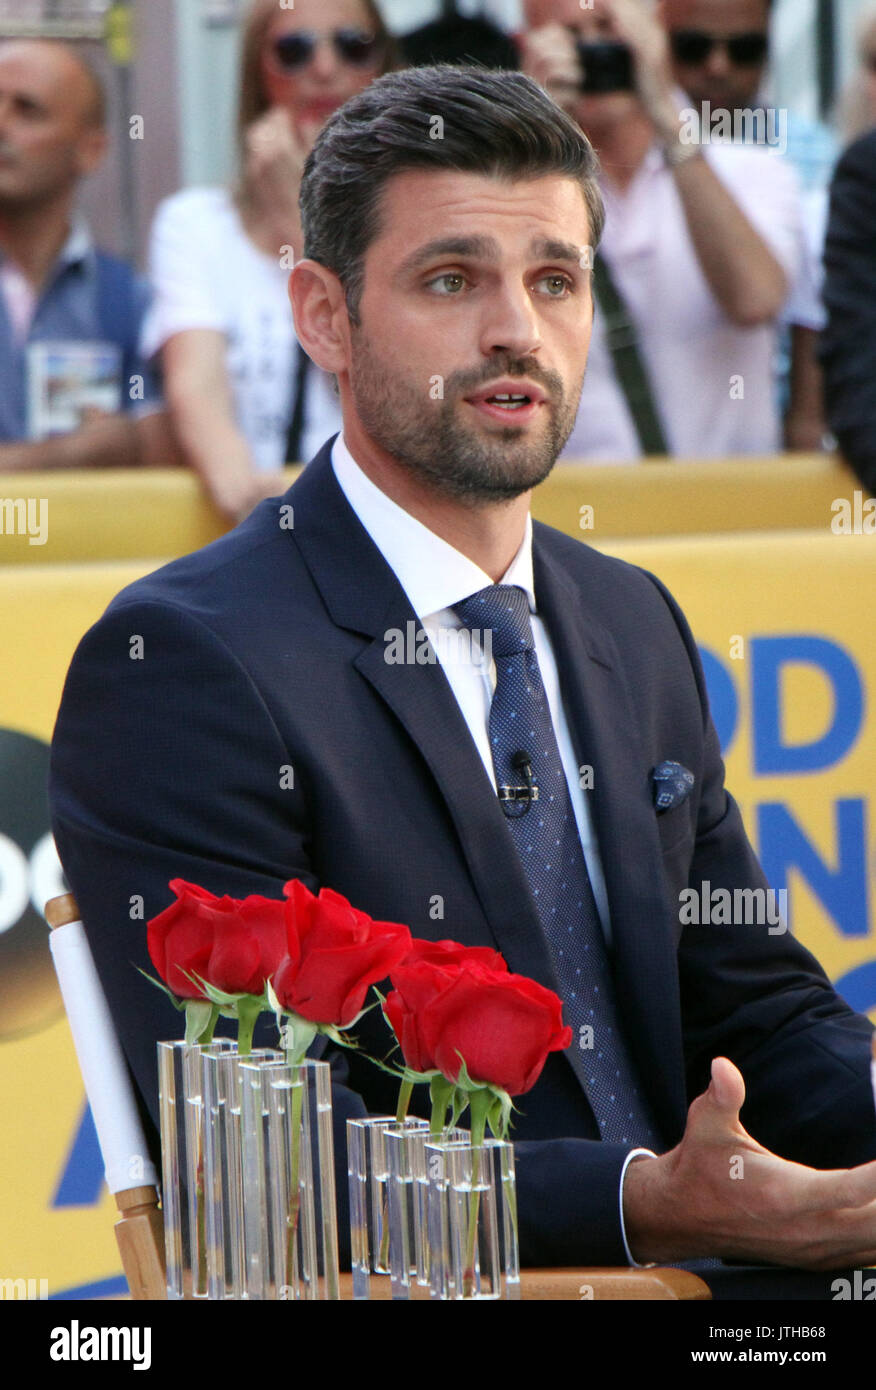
left=0, top=86, right=46, bottom=113
left=397, top=234, right=587, bottom=278
left=529, top=237, right=587, bottom=265
left=397, top=236, right=499, bottom=276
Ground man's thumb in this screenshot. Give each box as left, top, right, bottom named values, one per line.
left=707, top=1056, right=746, bottom=1113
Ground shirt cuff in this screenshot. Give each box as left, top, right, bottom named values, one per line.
left=619, top=1147, right=658, bottom=1267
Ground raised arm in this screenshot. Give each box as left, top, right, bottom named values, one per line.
left=161, top=328, right=287, bottom=520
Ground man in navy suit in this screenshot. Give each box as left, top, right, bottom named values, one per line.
left=50, top=65, right=876, bottom=1274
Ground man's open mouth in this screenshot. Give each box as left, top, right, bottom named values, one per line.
left=464, top=380, right=547, bottom=419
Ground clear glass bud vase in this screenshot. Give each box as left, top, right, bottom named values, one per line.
left=157, top=1038, right=235, bottom=1300
left=201, top=1045, right=282, bottom=1300
left=239, top=1056, right=340, bottom=1300
left=425, top=1137, right=521, bottom=1301
left=346, top=1115, right=403, bottom=1298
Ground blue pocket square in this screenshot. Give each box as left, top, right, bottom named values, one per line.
left=651, top=760, right=695, bottom=813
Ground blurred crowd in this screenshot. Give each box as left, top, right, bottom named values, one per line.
left=1, top=0, right=876, bottom=518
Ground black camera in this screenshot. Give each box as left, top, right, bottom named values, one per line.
left=576, top=39, right=634, bottom=94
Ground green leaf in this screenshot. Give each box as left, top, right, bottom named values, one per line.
left=181, top=970, right=246, bottom=1008
left=342, top=996, right=382, bottom=1028
left=454, top=1055, right=476, bottom=1090
left=355, top=1048, right=438, bottom=1087
left=184, top=999, right=215, bottom=1045
left=136, top=967, right=186, bottom=1012
left=318, top=1022, right=357, bottom=1051
left=449, top=1086, right=469, bottom=1130
left=265, top=977, right=284, bottom=1028
left=280, top=1012, right=319, bottom=1066
left=486, top=1089, right=514, bottom=1142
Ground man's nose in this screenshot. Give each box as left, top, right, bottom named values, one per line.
left=479, top=285, right=542, bottom=360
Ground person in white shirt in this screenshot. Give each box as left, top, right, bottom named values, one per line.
left=518, top=0, right=804, bottom=462
left=142, top=0, right=394, bottom=519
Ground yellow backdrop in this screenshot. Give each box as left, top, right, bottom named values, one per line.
left=1, top=522, right=874, bottom=1298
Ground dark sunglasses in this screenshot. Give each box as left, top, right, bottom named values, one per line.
left=271, top=28, right=384, bottom=71
left=670, top=30, right=769, bottom=67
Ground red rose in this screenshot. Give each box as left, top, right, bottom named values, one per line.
left=386, top=952, right=571, bottom=1095
left=384, top=939, right=508, bottom=1073
left=147, top=879, right=287, bottom=998
left=398, top=938, right=507, bottom=974
left=273, top=879, right=411, bottom=1027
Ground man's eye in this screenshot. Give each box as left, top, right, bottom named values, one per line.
left=427, top=272, right=466, bottom=295
left=538, top=274, right=573, bottom=297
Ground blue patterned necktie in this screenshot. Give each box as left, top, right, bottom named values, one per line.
left=454, top=584, right=662, bottom=1148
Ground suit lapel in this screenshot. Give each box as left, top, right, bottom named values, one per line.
left=533, top=533, right=688, bottom=1132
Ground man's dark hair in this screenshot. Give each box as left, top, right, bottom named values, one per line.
left=300, top=64, right=604, bottom=325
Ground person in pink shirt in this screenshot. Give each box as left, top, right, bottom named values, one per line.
left=518, top=0, right=804, bottom=462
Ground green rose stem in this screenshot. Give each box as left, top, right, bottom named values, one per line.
left=395, top=1076, right=414, bottom=1125
left=194, top=1140, right=208, bottom=1297
left=236, top=995, right=264, bottom=1059
left=377, top=1075, right=416, bottom=1272
left=183, top=1002, right=218, bottom=1298
left=429, top=1074, right=454, bottom=1136
left=462, top=1088, right=491, bottom=1300
left=278, top=1013, right=318, bottom=1296
left=285, top=1074, right=305, bottom=1293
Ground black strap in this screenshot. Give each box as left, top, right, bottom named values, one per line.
left=284, top=343, right=311, bottom=464
left=591, top=254, right=669, bottom=457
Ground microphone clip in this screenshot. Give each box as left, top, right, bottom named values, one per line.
left=499, top=751, right=538, bottom=819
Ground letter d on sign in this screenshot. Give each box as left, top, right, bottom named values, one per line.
left=751, top=636, right=863, bottom=773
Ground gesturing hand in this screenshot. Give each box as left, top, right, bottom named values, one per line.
left=601, top=0, right=680, bottom=137
left=623, top=1057, right=876, bottom=1269
left=517, top=24, right=581, bottom=114
left=242, top=108, right=322, bottom=254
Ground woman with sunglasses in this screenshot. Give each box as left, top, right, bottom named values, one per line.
left=142, top=0, right=394, bottom=521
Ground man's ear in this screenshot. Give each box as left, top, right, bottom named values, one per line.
left=288, top=260, right=350, bottom=376
left=74, top=124, right=108, bottom=178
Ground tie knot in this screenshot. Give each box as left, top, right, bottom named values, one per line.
left=454, top=585, right=534, bottom=657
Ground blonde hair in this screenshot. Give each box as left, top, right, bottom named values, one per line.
left=236, top=0, right=396, bottom=154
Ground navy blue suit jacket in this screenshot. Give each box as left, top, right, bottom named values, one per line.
left=49, top=440, right=876, bottom=1267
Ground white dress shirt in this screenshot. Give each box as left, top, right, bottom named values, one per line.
left=330, top=433, right=655, bottom=1262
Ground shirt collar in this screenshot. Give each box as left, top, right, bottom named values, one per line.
left=59, top=216, right=93, bottom=267
left=0, top=215, right=92, bottom=272
left=330, top=432, right=536, bottom=621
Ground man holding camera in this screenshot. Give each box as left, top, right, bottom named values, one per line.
left=518, top=0, right=805, bottom=462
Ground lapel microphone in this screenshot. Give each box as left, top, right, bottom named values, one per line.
left=498, top=750, right=538, bottom=818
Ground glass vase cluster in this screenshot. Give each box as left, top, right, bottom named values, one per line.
left=346, top=1116, right=519, bottom=1300
left=157, top=1039, right=339, bottom=1299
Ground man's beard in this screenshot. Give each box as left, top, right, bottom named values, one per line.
left=349, top=327, right=583, bottom=503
